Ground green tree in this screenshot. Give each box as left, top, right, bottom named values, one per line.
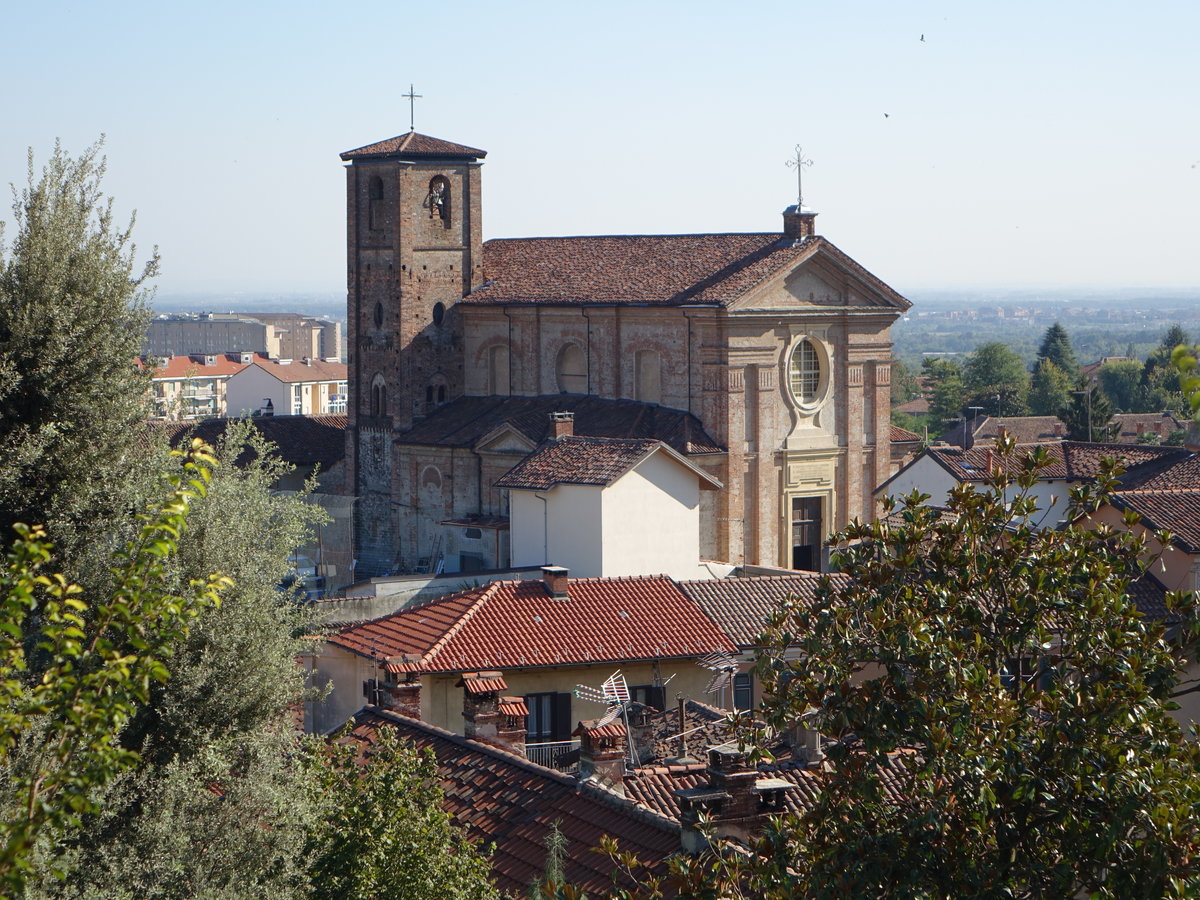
left=305, top=727, right=498, bottom=900
left=890, top=359, right=921, bottom=406
left=0, top=140, right=156, bottom=547
left=1027, top=359, right=1072, bottom=416
left=963, top=342, right=1030, bottom=416
left=1097, top=358, right=1146, bottom=412
left=1061, top=380, right=1117, bottom=442
left=0, top=444, right=230, bottom=893
left=666, top=441, right=1200, bottom=898
left=1036, top=322, right=1078, bottom=378
left=35, top=424, right=327, bottom=899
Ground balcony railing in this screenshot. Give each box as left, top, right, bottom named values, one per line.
left=524, top=739, right=580, bottom=773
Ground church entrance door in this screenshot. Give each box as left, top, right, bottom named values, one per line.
left=790, top=496, right=823, bottom=571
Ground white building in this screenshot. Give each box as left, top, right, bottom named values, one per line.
left=494, top=415, right=722, bottom=579
left=225, top=357, right=348, bottom=417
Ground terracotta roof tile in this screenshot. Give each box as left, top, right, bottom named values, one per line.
left=397, top=395, right=724, bottom=455
left=149, top=353, right=255, bottom=379
left=679, top=574, right=850, bottom=648
left=327, top=575, right=737, bottom=672
left=344, top=709, right=679, bottom=896
left=890, top=423, right=923, bottom=443
left=466, top=234, right=910, bottom=310
left=241, top=358, right=347, bottom=384
left=1111, top=412, right=1185, bottom=443
left=339, top=131, right=487, bottom=161
left=925, top=441, right=1186, bottom=483
left=941, top=415, right=1065, bottom=447
left=495, top=436, right=661, bottom=490
left=1113, top=491, right=1200, bottom=553
left=149, top=414, right=347, bottom=471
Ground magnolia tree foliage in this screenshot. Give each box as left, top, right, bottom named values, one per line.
left=605, top=441, right=1200, bottom=899
left=0, top=444, right=230, bottom=893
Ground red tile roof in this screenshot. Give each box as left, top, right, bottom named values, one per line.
left=150, top=353, right=256, bottom=379
left=241, top=358, right=347, bottom=384
left=890, top=424, right=923, bottom=443
left=149, top=414, right=347, bottom=472
left=679, top=574, right=850, bottom=648
left=343, top=709, right=679, bottom=896
left=326, top=575, right=737, bottom=673
left=940, top=415, right=1065, bottom=447
left=339, top=131, right=487, bottom=161
left=1112, top=412, right=1185, bottom=443
left=1113, top=491, right=1200, bottom=553
left=922, top=441, right=1187, bottom=483
left=466, top=234, right=911, bottom=310
left=494, top=435, right=721, bottom=492
left=495, top=436, right=663, bottom=490
left=397, top=395, right=725, bottom=456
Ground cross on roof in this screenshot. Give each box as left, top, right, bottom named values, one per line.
left=785, top=145, right=814, bottom=208
left=402, top=84, right=422, bottom=132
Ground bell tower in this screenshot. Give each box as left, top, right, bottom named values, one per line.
left=341, top=130, right=486, bottom=576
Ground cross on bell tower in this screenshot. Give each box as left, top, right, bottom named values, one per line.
left=402, top=84, right=423, bottom=132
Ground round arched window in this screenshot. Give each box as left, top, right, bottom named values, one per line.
left=432, top=302, right=445, bottom=327
left=788, top=338, right=823, bottom=406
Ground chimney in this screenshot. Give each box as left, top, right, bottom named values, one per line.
left=364, top=670, right=422, bottom=718
left=459, top=672, right=526, bottom=755
left=550, top=411, right=574, bottom=441
left=1186, top=423, right=1200, bottom=453
left=675, top=743, right=796, bottom=854
left=1053, top=421, right=1065, bottom=437
left=1136, top=422, right=1145, bottom=436
left=542, top=565, right=569, bottom=598
left=782, top=720, right=825, bottom=764
left=260, top=398, right=274, bottom=417
left=574, top=719, right=628, bottom=796
left=781, top=204, right=818, bottom=242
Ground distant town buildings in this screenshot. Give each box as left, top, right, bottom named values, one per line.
left=144, top=311, right=341, bottom=361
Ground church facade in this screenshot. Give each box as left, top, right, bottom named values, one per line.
left=341, top=130, right=911, bottom=578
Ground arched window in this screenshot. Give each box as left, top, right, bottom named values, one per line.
left=370, top=374, right=387, bottom=417
left=373, top=302, right=384, bottom=328
left=788, top=338, right=823, bottom=406
left=635, top=349, right=662, bottom=404
left=432, top=301, right=445, bottom=327
left=368, top=176, right=384, bottom=231
left=487, top=345, right=510, bottom=395
left=555, top=343, right=587, bottom=394
left=425, top=176, right=451, bottom=228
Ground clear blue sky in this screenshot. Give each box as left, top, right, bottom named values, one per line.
left=4, top=0, right=1198, bottom=296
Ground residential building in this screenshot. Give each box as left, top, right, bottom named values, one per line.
left=145, top=313, right=281, bottom=358
left=878, top=440, right=1190, bottom=530
left=496, top=418, right=723, bottom=579
left=225, top=357, right=348, bottom=417
left=311, top=566, right=737, bottom=738
left=340, top=129, right=912, bottom=578
left=238, top=312, right=342, bottom=362
left=147, top=352, right=256, bottom=419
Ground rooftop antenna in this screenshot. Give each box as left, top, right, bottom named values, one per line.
left=786, top=145, right=814, bottom=209
left=402, top=84, right=423, bottom=132
left=697, top=650, right=740, bottom=710
left=574, top=670, right=640, bottom=766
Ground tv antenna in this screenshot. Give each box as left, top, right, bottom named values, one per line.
left=574, top=670, right=640, bottom=765
left=697, top=650, right=740, bottom=709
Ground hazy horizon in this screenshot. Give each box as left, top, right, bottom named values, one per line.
left=6, top=1, right=1199, bottom=297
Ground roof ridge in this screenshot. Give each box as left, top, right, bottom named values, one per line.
left=420, top=580, right=507, bottom=666
left=367, top=707, right=682, bottom=834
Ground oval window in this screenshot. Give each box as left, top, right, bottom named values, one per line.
left=788, top=338, right=822, bottom=405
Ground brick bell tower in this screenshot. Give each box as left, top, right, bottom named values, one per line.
left=340, top=130, right=486, bottom=577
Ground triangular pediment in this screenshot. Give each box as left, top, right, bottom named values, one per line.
left=474, top=423, right=537, bottom=455
left=727, top=239, right=911, bottom=313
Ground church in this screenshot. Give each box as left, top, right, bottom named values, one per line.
left=341, top=129, right=911, bottom=578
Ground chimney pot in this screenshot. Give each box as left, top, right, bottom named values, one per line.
left=782, top=204, right=818, bottom=241
left=550, top=411, right=574, bottom=441
left=542, top=565, right=569, bottom=597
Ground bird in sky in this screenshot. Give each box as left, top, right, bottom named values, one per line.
left=920, top=34, right=926, bottom=41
